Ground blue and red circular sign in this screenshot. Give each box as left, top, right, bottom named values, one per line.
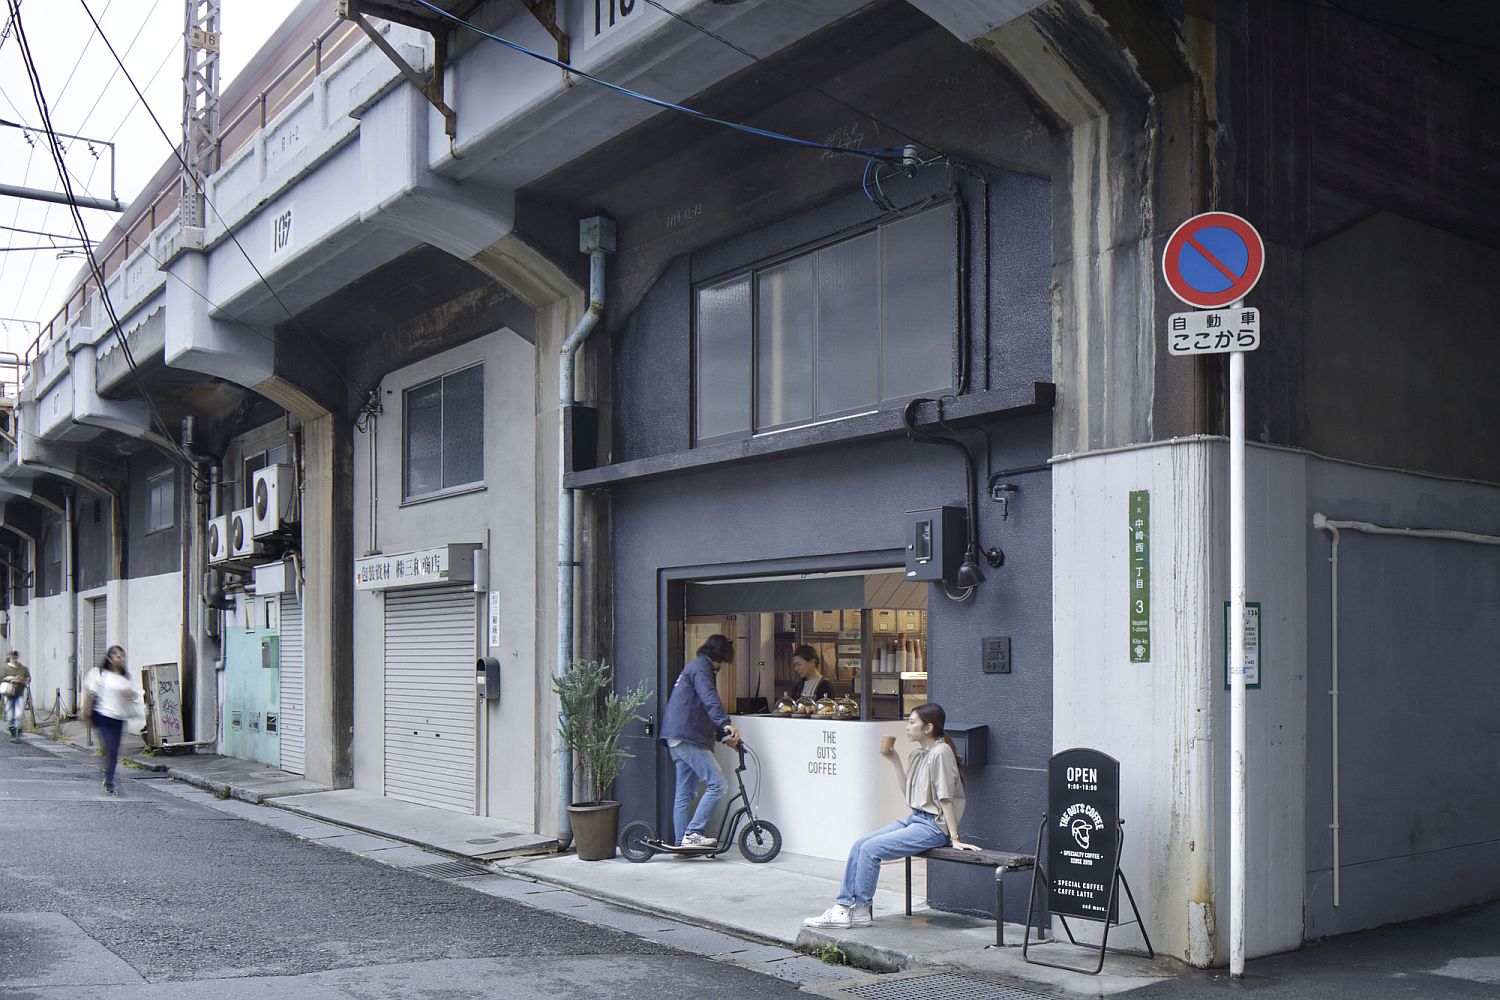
left=1161, top=212, right=1264, bottom=309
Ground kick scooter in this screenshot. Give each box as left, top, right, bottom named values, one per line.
left=619, top=740, right=782, bottom=863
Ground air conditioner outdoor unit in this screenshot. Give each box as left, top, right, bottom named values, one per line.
left=207, top=515, right=229, bottom=564
left=229, top=508, right=261, bottom=559
left=252, top=464, right=297, bottom=538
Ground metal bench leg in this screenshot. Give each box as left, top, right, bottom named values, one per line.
left=905, top=856, right=912, bottom=916
left=995, top=870, right=1004, bottom=947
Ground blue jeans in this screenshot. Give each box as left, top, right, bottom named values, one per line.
left=94, top=713, right=123, bottom=791
left=837, top=811, right=950, bottom=907
left=669, top=741, right=727, bottom=841
left=4, top=695, right=22, bottom=732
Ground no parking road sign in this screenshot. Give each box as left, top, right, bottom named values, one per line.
left=1162, top=212, right=1264, bottom=309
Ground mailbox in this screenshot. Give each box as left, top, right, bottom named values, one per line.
left=945, top=724, right=989, bottom=769
left=476, top=656, right=501, bottom=702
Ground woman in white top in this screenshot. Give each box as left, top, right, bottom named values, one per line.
left=82, top=645, right=140, bottom=795
left=805, top=703, right=979, bottom=929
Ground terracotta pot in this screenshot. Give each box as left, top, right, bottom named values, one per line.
left=568, top=800, right=621, bottom=861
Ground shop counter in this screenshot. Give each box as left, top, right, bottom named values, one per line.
left=714, top=715, right=909, bottom=861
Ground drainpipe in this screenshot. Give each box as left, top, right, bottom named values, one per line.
left=556, top=216, right=615, bottom=847
left=64, top=490, right=77, bottom=713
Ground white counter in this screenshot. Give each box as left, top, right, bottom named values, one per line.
left=714, top=715, right=909, bottom=861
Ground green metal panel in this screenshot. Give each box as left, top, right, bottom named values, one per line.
left=223, top=627, right=280, bottom=766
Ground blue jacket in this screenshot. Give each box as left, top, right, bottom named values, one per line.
left=661, top=654, right=732, bottom=748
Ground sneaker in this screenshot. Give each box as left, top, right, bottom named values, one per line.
left=804, top=904, right=853, bottom=928
left=680, top=832, right=717, bottom=848
left=848, top=904, right=873, bottom=926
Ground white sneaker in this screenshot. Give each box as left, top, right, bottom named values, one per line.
left=848, top=904, right=873, bottom=926
left=680, top=832, right=717, bottom=848
left=804, top=904, right=853, bottom=928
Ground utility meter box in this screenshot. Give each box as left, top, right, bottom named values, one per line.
left=904, top=505, right=966, bottom=583
left=476, top=656, right=501, bottom=702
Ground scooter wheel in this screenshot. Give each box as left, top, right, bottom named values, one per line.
left=619, top=820, right=657, bottom=862
left=738, top=819, right=782, bottom=863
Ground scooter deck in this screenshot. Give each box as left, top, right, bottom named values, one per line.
left=647, top=841, right=718, bottom=855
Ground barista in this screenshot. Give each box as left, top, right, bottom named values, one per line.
left=791, top=645, right=833, bottom=701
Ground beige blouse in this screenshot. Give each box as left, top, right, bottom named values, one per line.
left=905, top=741, right=965, bottom=835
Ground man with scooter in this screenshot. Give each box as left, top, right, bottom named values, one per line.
left=661, top=634, right=741, bottom=849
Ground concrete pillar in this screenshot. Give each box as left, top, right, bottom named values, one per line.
left=298, top=412, right=355, bottom=787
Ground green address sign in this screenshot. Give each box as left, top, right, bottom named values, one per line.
left=1128, top=490, right=1150, bottom=662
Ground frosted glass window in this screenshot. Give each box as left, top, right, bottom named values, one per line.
left=691, top=203, right=956, bottom=443
left=882, top=207, right=955, bottom=400
left=814, top=233, right=879, bottom=417
left=756, top=257, right=815, bottom=429
left=147, top=470, right=175, bottom=532
left=404, top=363, right=484, bottom=500
left=695, top=276, right=752, bottom=441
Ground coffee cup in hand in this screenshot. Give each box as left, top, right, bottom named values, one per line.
left=880, top=735, right=896, bottom=755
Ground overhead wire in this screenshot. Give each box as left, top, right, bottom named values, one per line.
left=7, top=0, right=201, bottom=477
left=76, top=0, right=365, bottom=402
left=407, top=0, right=904, bottom=166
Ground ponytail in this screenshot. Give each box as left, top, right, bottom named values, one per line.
left=913, top=702, right=964, bottom=784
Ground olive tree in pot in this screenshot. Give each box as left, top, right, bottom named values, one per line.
left=555, top=659, right=651, bottom=860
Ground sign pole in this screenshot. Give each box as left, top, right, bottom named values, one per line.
left=1228, top=312, right=1247, bottom=978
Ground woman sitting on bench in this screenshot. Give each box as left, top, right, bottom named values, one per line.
left=805, top=703, right=979, bottom=929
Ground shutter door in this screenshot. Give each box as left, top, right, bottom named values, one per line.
left=383, top=588, right=476, bottom=813
left=278, top=593, right=305, bottom=775
left=90, top=598, right=108, bottom=667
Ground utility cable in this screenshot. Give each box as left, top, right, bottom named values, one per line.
left=8, top=0, right=201, bottom=478
left=637, top=0, right=938, bottom=156
left=77, top=0, right=364, bottom=402
left=407, top=0, right=903, bottom=166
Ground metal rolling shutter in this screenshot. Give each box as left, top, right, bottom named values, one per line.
left=90, top=598, right=108, bottom=668
left=278, top=593, right=305, bottom=775
left=383, top=588, right=476, bottom=813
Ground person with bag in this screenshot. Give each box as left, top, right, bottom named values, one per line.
left=81, top=645, right=142, bottom=795
left=1, top=651, right=29, bottom=742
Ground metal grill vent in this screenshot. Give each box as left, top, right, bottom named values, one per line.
left=409, top=861, right=490, bottom=879
left=843, top=973, right=1055, bottom=1000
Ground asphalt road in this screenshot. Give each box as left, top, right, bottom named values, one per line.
left=0, top=737, right=819, bottom=999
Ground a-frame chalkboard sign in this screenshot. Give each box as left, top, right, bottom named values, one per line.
left=1022, top=748, right=1153, bottom=974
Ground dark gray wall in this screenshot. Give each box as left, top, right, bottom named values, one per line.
left=125, top=453, right=181, bottom=580
left=36, top=513, right=63, bottom=598
left=611, top=414, right=1053, bottom=918
left=611, top=166, right=1052, bottom=465
left=1303, top=461, right=1500, bottom=938
left=76, top=494, right=112, bottom=592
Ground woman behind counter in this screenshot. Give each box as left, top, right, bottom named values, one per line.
left=790, top=645, right=833, bottom=701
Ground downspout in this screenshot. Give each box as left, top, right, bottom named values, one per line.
left=64, top=490, right=77, bottom=714
left=556, top=216, right=615, bottom=847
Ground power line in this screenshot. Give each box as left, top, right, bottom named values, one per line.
left=406, top=0, right=903, bottom=165
left=8, top=0, right=199, bottom=475
left=77, top=0, right=363, bottom=400
left=636, top=0, right=938, bottom=155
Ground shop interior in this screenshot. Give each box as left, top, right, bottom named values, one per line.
left=683, top=570, right=928, bottom=722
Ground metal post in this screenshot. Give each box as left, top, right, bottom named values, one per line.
left=1228, top=327, right=1247, bottom=978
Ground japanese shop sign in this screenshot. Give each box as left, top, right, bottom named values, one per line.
left=354, top=544, right=477, bottom=591
left=1128, top=491, right=1150, bottom=663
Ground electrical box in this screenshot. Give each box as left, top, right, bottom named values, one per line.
left=476, top=656, right=501, bottom=702
left=253, top=560, right=289, bottom=596
left=904, top=505, right=966, bottom=583
left=208, top=515, right=229, bottom=564
left=945, top=724, right=989, bottom=769
left=252, top=464, right=297, bottom=538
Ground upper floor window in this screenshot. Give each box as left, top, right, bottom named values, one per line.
left=147, top=469, right=175, bottom=532
left=694, top=204, right=956, bottom=443
left=404, top=363, right=484, bottom=501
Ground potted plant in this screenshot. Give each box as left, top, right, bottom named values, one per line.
left=555, top=659, right=651, bottom=860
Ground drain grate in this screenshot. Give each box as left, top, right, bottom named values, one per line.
left=409, top=861, right=491, bottom=879
left=843, top=973, right=1055, bottom=1000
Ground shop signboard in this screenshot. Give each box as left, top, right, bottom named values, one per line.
left=353, top=544, right=478, bottom=591
left=1047, top=748, right=1121, bottom=922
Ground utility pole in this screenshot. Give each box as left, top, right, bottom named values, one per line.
left=180, top=0, right=221, bottom=230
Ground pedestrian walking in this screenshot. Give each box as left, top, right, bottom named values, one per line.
left=660, top=634, right=741, bottom=848
left=804, top=703, right=978, bottom=929
left=81, top=646, right=142, bottom=795
left=1, top=650, right=29, bottom=741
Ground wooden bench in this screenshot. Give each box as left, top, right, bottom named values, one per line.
left=903, top=847, right=1036, bottom=946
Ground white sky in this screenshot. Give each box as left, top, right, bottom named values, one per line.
left=0, top=0, right=301, bottom=358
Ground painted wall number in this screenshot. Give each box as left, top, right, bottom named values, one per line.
left=270, top=208, right=294, bottom=256
left=594, top=0, right=638, bottom=35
